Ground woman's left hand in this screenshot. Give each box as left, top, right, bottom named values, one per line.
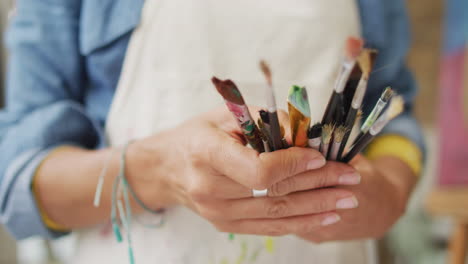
left=297, top=154, right=418, bottom=242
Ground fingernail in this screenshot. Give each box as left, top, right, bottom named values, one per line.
left=336, top=197, right=359, bottom=209
left=338, top=173, right=361, bottom=185
left=307, top=158, right=326, bottom=170
left=321, top=214, right=341, bottom=226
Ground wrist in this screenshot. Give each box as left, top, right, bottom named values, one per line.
left=125, top=139, right=176, bottom=212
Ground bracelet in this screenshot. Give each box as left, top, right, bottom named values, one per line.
left=93, top=142, right=165, bottom=216
left=94, top=141, right=165, bottom=264
left=111, top=142, right=134, bottom=264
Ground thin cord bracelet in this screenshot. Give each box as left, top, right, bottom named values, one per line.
left=111, top=142, right=135, bottom=264
left=94, top=142, right=165, bottom=217
left=108, top=141, right=166, bottom=264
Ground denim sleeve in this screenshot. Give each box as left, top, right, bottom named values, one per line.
left=0, top=0, right=105, bottom=239
left=361, top=0, right=426, bottom=158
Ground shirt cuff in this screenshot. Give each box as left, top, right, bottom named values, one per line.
left=365, top=134, right=423, bottom=176
left=0, top=148, right=69, bottom=239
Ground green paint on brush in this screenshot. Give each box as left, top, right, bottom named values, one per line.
left=288, top=85, right=311, bottom=117
left=232, top=87, right=242, bottom=99
left=243, top=121, right=256, bottom=135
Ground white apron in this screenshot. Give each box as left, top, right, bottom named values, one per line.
left=74, top=1, right=371, bottom=263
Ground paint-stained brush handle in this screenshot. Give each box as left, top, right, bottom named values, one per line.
left=211, top=77, right=265, bottom=152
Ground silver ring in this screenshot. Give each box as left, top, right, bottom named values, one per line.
left=252, top=189, right=268, bottom=198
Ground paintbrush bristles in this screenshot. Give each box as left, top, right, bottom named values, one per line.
left=259, top=60, right=273, bottom=86
left=382, top=87, right=394, bottom=102
left=357, top=49, right=372, bottom=79
left=334, top=126, right=348, bottom=143
left=369, top=95, right=405, bottom=135
left=321, top=124, right=334, bottom=144
left=387, top=95, right=405, bottom=120
left=354, top=109, right=363, bottom=125
left=357, top=109, right=363, bottom=120
left=345, top=37, right=364, bottom=60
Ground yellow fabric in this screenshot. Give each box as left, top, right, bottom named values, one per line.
left=365, top=134, right=422, bottom=176
left=32, top=147, right=70, bottom=232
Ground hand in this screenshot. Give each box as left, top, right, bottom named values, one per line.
left=125, top=107, right=362, bottom=236
left=297, top=155, right=417, bottom=242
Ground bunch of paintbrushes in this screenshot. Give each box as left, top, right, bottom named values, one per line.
left=211, top=37, right=404, bottom=162
left=316, top=37, right=402, bottom=162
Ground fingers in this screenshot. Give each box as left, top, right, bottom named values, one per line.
left=268, top=161, right=360, bottom=197
left=253, top=147, right=326, bottom=189
left=208, top=137, right=326, bottom=190
left=220, top=188, right=357, bottom=220
left=196, top=161, right=361, bottom=200
left=215, top=212, right=341, bottom=236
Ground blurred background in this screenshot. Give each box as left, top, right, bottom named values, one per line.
left=0, top=0, right=466, bottom=263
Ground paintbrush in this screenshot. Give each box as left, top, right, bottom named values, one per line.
left=211, top=77, right=265, bottom=152
left=322, top=37, right=364, bottom=125
left=320, top=124, right=334, bottom=159
left=259, top=60, right=283, bottom=150
left=342, top=96, right=404, bottom=162
left=355, top=87, right=394, bottom=142
left=259, top=110, right=274, bottom=150
left=258, top=117, right=272, bottom=153
left=336, top=49, right=377, bottom=160
left=329, top=126, right=348, bottom=161
left=307, top=123, right=323, bottom=151
left=288, top=85, right=311, bottom=147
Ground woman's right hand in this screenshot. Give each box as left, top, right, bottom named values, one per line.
left=127, top=106, right=361, bottom=236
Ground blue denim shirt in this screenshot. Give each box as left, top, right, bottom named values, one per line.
left=0, top=0, right=425, bottom=239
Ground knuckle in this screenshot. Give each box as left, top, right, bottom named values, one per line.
left=266, top=199, right=289, bottom=218
left=187, top=147, right=207, bottom=169
left=314, top=171, right=330, bottom=188
left=321, top=163, right=348, bottom=186
left=268, top=183, right=282, bottom=197
left=314, top=197, right=332, bottom=213
left=187, top=178, right=208, bottom=203
left=270, top=178, right=296, bottom=197
left=283, top=151, right=300, bottom=177
left=323, top=164, right=340, bottom=182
